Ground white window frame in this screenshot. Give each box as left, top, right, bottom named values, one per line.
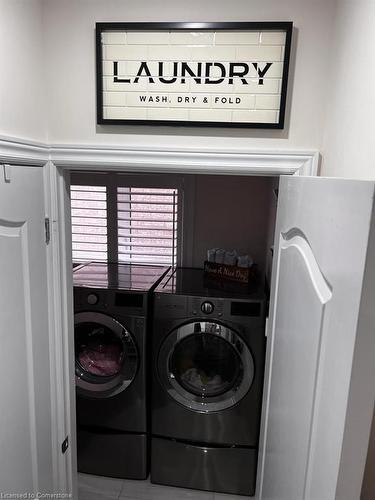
left=70, top=171, right=194, bottom=266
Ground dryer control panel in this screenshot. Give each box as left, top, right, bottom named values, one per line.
left=191, top=297, right=224, bottom=317
left=189, top=296, right=263, bottom=319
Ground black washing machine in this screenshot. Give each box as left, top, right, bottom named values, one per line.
left=73, top=262, right=168, bottom=479
left=151, top=267, right=267, bottom=496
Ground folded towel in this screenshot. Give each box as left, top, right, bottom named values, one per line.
left=207, top=248, right=218, bottom=262
left=224, top=250, right=237, bottom=266
left=237, top=254, right=254, bottom=268
left=215, top=248, right=225, bottom=264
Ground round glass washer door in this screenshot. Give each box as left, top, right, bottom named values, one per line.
left=158, top=321, right=254, bottom=412
left=74, top=311, right=138, bottom=398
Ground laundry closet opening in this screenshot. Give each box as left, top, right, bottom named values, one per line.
left=69, top=171, right=278, bottom=276
left=68, top=169, right=279, bottom=497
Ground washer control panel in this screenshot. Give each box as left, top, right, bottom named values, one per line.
left=201, top=301, right=214, bottom=314
left=87, top=293, right=99, bottom=305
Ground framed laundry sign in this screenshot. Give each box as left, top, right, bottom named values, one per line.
left=96, top=22, right=293, bottom=128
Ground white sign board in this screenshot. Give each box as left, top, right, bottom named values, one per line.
left=96, top=23, right=292, bottom=128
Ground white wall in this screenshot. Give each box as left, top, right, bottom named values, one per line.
left=321, top=0, right=375, bottom=179
left=43, top=0, right=336, bottom=151
left=4, top=0, right=375, bottom=181
left=0, top=0, right=47, bottom=142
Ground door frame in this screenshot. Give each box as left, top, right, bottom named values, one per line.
left=48, top=144, right=317, bottom=499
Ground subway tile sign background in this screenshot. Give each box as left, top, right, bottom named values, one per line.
left=96, top=23, right=293, bottom=128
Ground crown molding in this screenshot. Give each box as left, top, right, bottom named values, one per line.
left=0, top=135, right=319, bottom=176
left=50, top=144, right=319, bottom=176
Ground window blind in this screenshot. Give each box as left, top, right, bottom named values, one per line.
left=117, top=187, right=178, bottom=266
left=70, top=181, right=179, bottom=267
left=70, top=185, right=108, bottom=262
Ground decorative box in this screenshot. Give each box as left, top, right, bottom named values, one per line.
left=203, top=261, right=257, bottom=286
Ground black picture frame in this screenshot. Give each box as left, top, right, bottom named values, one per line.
left=96, top=22, right=293, bottom=129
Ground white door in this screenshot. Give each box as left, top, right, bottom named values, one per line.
left=259, top=176, right=375, bottom=500
left=0, top=165, right=55, bottom=494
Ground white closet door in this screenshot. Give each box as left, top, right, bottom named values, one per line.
left=259, top=176, right=375, bottom=500
left=0, top=165, right=54, bottom=494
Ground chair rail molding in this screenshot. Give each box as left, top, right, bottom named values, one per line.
left=0, top=136, right=49, bottom=166
left=0, top=135, right=319, bottom=176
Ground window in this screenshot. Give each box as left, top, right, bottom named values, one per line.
left=70, top=173, right=181, bottom=267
